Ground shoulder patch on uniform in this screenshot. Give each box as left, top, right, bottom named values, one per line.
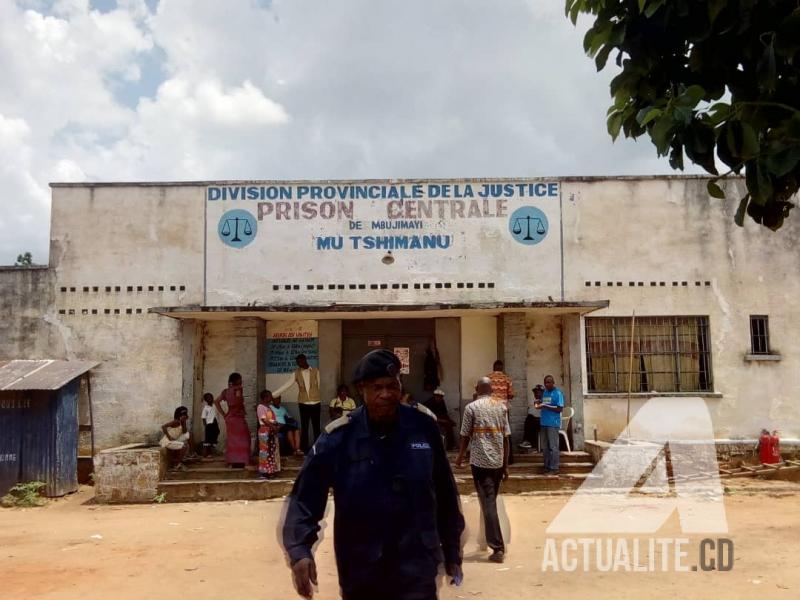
left=324, top=415, right=351, bottom=434
left=416, top=403, right=437, bottom=421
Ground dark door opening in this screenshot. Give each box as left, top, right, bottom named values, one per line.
left=341, top=319, right=436, bottom=405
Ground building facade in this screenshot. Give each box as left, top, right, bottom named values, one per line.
left=1, top=176, right=797, bottom=453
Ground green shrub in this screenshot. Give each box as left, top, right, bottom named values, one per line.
left=1, top=481, right=46, bottom=508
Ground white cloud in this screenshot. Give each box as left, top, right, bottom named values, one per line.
left=0, top=0, right=680, bottom=264
left=144, top=78, right=289, bottom=127
left=0, top=113, right=49, bottom=262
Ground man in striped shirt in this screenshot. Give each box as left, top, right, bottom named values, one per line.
left=456, top=377, right=511, bottom=563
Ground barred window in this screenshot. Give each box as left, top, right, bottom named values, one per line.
left=749, top=315, right=770, bottom=354
left=585, top=316, right=712, bottom=393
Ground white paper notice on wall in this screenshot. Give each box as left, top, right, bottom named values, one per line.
left=393, top=347, right=410, bottom=374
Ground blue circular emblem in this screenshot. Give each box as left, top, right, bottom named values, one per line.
left=218, top=209, right=257, bottom=248
left=509, top=206, right=548, bottom=245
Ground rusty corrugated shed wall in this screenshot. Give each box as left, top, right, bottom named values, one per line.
left=0, top=380, right=80, bottom=497
left=0, top=392, right=25, bottom=496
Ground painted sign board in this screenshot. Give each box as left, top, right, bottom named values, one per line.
left=265, top=320, right=319, bottom=374
left=205, top=179, right=562, bottom=305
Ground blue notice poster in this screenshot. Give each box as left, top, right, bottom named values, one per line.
left=265, top=320, right=319, bottom=374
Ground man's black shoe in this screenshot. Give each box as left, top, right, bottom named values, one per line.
left=489, top=550, right=505, bottom=563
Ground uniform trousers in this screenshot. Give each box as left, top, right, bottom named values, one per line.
left=342, top=582, right=437, bottom=600
left=340, top=550, right=438, bottom=600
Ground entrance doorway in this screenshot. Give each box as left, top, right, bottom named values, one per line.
left=342, top=319, right=436, bottom=404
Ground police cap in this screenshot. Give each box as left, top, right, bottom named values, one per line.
left=352, top=349, right=402, bottom=383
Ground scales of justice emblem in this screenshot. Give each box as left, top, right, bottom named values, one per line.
left=508, top=206, right=549, bottom=245
left=218, top=209, right=258, bottom=248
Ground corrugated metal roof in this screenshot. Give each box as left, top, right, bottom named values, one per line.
left=0, top=360, right=98, bottom=391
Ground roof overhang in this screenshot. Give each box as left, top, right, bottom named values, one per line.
left=0, top=360, right=99, bottom=391
left=149, top=300, right=609, bottom=321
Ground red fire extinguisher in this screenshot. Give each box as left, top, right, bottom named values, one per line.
left=759, top=429, right=780, bottom=464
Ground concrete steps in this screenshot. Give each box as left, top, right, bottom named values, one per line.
left=158, top=478, right=296, bottom=502
left=157, top=451, right=595, bottom=502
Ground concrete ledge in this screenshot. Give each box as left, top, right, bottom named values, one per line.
left=94, top=443, right=166, bottom=504
left=584, top=439, right=800, bottom=464
left=744, top=354, right=782, bottom=362
left=584, top=392, right=724, bottom=399
left=156, top=474, right=587, bottom=503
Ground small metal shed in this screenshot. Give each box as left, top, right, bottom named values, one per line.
left=0, top=360, right=97, bottom=497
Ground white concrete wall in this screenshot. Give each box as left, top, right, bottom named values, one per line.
left=318, top=319, right=342, bottom=429
left=525, top=314, right=565, bottom=403
left=460, top=315, right=497, bottom=400
left=563, top=178, right=800, bottom=440
left=203, top=319, right=262, bottom=442
left=435, top=317, right=461, bottom=418
left=4, top=177, right=797, bottom=451
left=46, top=185, right=205, bottom=449
left=0, top=267, right=63, bottom=360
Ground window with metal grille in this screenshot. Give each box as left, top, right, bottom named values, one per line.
left=749, top=315, right=770, bottom=354
left=585, top=316, right=713, bottom=393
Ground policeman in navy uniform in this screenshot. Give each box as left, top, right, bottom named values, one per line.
left=282, top=349, right=465, bottom=600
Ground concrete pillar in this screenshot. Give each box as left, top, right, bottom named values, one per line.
left=319, top=319, right=342, bottom=428
left=180, top=319, right=206, bottom=442
left=563, top=313, right=585, bottom=450
left=231, top=318, right=262, bottom=432
left=460, top=315, right=498, bottom=416
left=498, top=313, right=528, bottom=445
left=256, top=319, right=265, bottom=403
left=435, top=318, right=461, bottom=418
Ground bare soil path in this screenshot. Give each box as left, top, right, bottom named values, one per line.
left=1, top=485, right=799, bottom=599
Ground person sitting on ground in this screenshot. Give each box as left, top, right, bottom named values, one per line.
left=266, top=391, right=303, bottom=456
left=424, top=388, right=457, bottom=450
left=160, top=406, right=191, bottom=471
left=329, top=384, right=357, bottom=420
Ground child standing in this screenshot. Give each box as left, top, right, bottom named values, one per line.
left=201, top=393, right=220, bottom=458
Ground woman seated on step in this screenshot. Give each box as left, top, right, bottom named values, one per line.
left=160, top=406, right=191, bottom=471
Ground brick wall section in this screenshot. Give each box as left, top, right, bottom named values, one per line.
left=94, top=444, right=165, bottom=503
left=500, top=313, right=528, bottom=445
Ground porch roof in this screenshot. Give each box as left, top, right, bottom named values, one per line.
left=149, top=300, right=609, bottom=321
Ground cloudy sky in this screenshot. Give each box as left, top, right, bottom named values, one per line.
left=0, top=0, right=682, bottom=265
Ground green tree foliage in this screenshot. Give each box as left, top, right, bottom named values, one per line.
left=15, top=252, right=33, bottom=266
left=566, top=0, right=800, bottom=229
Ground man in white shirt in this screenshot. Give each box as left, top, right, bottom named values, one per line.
left=201, top=392, right=219, bottom=458
left=271, top=354, right=321, bottom=452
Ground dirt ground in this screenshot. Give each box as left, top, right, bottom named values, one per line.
left=1, top=484, right=799, bottom=599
